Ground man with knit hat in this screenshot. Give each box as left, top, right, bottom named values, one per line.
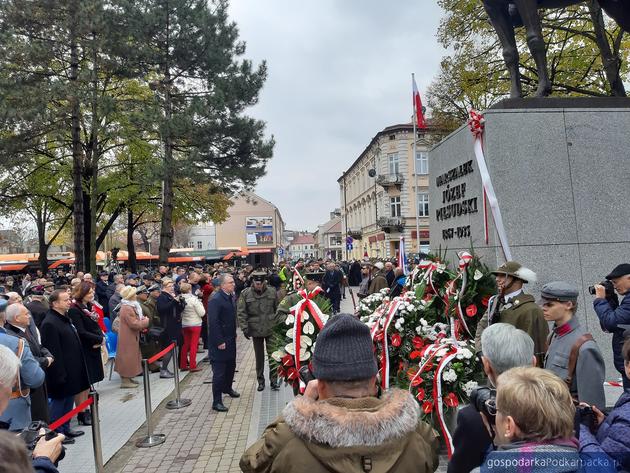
left=474, top=261, right=549, bottom=366
left=240, top=314, right=439, bottom=473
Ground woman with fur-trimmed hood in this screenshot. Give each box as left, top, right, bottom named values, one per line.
left=240, top=314, right=439, bottom=473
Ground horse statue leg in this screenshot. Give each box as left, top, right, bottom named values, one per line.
left=513, top=0, right=551, bottom=97
left=483, top=0, right=522, bottom=98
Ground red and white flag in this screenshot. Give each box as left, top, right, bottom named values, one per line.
left=412, top=74, right=427, bottom=129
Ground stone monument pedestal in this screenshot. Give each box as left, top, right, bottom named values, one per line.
left=429, top=98, right=630, bottom=378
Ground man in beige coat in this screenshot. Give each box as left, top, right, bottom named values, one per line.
left=240, top=314, right=439, bottom=473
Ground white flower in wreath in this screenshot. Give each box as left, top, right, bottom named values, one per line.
left=461, top=348, right=473, bottom=359
left=271, top=351, right=284, bottom=362
left=301, top=312, right=310, bottom=322
left=436, top=263, right=446, bottom=273
left=464, top=380, right=479, bottom=396
left=301, top=335, right=313, bottom=347
left=285, top=344, right=295, bottom=355
left=285, top=314, right=295, bottom=325
left=420, top=318, right=429, bottom=327
left=442, top=369, right=458, bottom=383
left=300, top=350, right=311, bottom=361
left=473, top=269, right=483, bottom=281
left=436, top=347, right=449, bottom=358
left=286, top=328, right=294, bottom=338
left=394, top=321, right=402, bottom=331
left=415, top=326, right=423, bottom=335
left=303, top=321, right=315, bottom=335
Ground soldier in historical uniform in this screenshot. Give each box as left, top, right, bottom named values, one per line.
left=540, top=281, right=606, bottom=409
left=237, top=272, right=280, bottom=392
left=475, top=261, right=549, bottom=366
left=138, top=284, right=162, bottom=372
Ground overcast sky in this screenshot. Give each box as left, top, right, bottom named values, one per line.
left=228, top=1, right=445, bottom=231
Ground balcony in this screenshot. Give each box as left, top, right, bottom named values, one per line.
left=376, top=173, right=404, bottom=188
left=377, top=216, right=404, bottom=233
left=347, top=228, right=363, bottom=240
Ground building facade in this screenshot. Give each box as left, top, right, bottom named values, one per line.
left=314, top=210, right=342, bottom=260
left=214, top=191, right=286, bottom=267
left=288, top=234, right=316, bottom=260
left=338, top=123, right=442, bottom=260
left=187, top=222, right=217, bottom=250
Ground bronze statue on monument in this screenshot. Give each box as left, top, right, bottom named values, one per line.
left=483, top=0, right=630, bottom=98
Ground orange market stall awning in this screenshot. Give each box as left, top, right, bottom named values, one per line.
left=223, top=250, right=249, bottom=261
left=0, top=263, right=28, bottom=272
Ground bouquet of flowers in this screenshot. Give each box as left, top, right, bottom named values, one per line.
left=270, top=288, right=331, bottom=390
left=356, top=287, right=390, bottom=319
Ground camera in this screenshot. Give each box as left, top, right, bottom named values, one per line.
left=17, top=421, right=66, bottom=465
left=588, top=280, right=615, bottom=297
left=298, top=365, right=315, bottom=386
left=470, top=386, right=497, bottom=425
left=576, top=405, right=597, bottom=433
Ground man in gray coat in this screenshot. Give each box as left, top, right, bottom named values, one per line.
left=541, top=281, right=606, bottom=409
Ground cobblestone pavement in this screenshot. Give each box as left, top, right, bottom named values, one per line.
left=93, top=289, right=622, bottom=473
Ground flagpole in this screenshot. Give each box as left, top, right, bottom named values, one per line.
left=412, top=73, right=421, bottom=258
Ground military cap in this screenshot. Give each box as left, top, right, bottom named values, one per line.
left=539, top=281, right=579, bottom=303
left=605, top=263, right=630, bottom=280
left=136, top=285, right=150, bottom=295
left=373, top=262, right=384, bottom=270
left=251, top=271, right=268, bottom=282
left=147, top=284, right=161, bottom=293
left=492, top=261, right=537, bottom=283
left=304, top=271, right=325, bottom=282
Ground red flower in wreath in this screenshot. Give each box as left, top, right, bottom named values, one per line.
left=411, top=376, right=423, bottom=387
left=422, top=401, right=434, bottom=414
left=282, top=354, right=294, bottom=367
left=416, top=388, right=426, bottom=401
left=391, top=333, right=402, bottom=347
left=286, top=367, right=299, bottom=381
left=374, top=330, right=385, bottom=342
left=412, top=336, right=424, bottom=350
left=465, top=304, right=478, bottom=317
left=422, top=361, right=434, bottom=372
left=481, top=295, right=491, bottom=307
left=277, top=367, right=286, bottom=378
left=445, top=392, right=459, bottom=408
left=410, top=350, right=423, bottom=360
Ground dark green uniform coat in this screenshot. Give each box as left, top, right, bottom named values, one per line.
left=240, top=389, right=439, bottom=473
left=475, top=292, right=549, bottom=365
left=237, top=285, right=279, bottom=338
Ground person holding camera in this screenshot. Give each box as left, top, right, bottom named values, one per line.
left=240, top=313, right=439, bottom=473
left=448, top=323, right=536, bottom=473
left=541, top=281, right=606, bottom=409
left=237, top=272, right=279, bottom=392
left=578, top=338, right=630, bottom=471
left=474, top=367, right=579, bottom=472
left=592, top=263, right=630, bottom=390
left=0, top=345, right=64, bottom=473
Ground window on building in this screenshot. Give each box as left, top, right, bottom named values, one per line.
left=388, top=153, right=399, bottom=175
left=197, top=241, right=202, bottom=249
left=417, top=192, right=429, bottom=217
left=390, top=196, right=401, bottom=217
left=415, top=152, right=429, bottom=175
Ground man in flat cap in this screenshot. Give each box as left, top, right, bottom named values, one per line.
left=475, top=261, right=548, bottom=366
left=237, top=272, right=279, bottom=392
left=276, top=271, right=330, bottom=326
left=241, top=314, right=439, bottom=473
left=541, top=281, right=605, bottom=408
left=593, top=263, right=630, bottom=389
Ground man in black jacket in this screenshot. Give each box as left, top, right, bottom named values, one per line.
left=156, top=278, right=185, bottom=379
left=207, top=274, right=240, bottom=412
left=448, top=323, right=535, bottom=473
left=40, top=290, right=89, bottom=440
left=4, top=303, right=53, bottom=423
left=322, top=262, right=343, bottom=314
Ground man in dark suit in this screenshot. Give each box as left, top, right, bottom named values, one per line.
left=207, top=274, right=240, bottom=412
left=448, top=323, right=536, bottom=473
left=4, top=303, right=53, bottom=423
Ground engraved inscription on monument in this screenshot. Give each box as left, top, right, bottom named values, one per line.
left=434, top=160, right=478, bottom=241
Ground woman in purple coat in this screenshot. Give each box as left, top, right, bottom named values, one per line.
left=579, top=338, right=630, bottom=471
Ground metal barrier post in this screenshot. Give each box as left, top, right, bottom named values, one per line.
left=136, top=359, right=166, bottom=447
left=89, top=390, right=104, bottom=473
left=166, top=343, right=192, bottom=409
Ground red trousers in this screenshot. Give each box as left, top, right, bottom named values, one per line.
left=180, top=326, right=202, bottom=369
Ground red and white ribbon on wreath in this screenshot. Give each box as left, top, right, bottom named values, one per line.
left=467, top=110, right=512, bottom=261
left=369, top=303, right=389, bottom=340
left=292, top=269, right=305, bottom=291
left=453, top=252, right=474, bottom=339
left=418, top=260, right=438, bottom=294
left=408, top=342, right=459, bottom=459
left=289, top=287, right=326, bottom=393
left=370, top=299, right=403, bottom=390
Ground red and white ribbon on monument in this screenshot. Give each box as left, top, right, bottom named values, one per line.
left=290, top=287, right=326, bottom=393
left=467, top=110, right=512, bottom=261
left=453, top=251, right=474, bottom=339
left=418, top=260, right=438, bottom=294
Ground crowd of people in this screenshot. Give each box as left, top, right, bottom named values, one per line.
left=0, top=256, right=629, bottom=472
